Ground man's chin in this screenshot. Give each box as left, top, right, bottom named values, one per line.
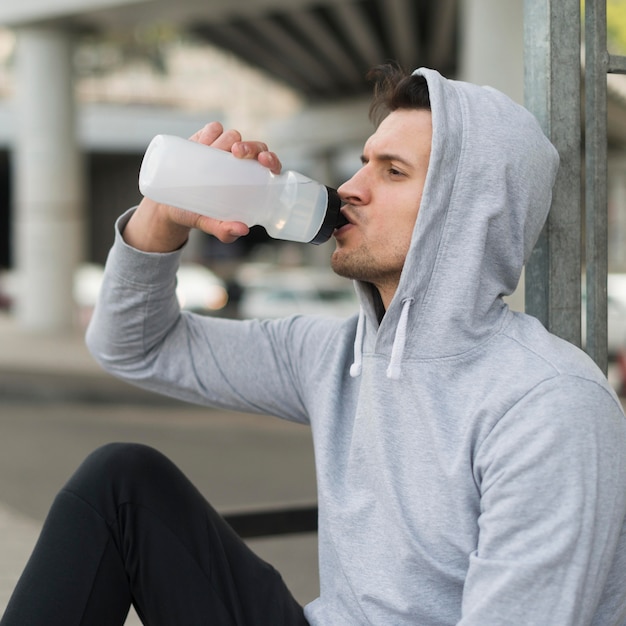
left=330, top=250, right=345, bottom=277
left=330, top=251, right=358, bottom=281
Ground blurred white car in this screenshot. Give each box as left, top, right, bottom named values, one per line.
left=174, top=263, right=229, bottom=312
left=238, top=265, right=358, bottom=319
left=582, top=273, right=626, bottom=357
left=74, top=262, right=228, bottom=317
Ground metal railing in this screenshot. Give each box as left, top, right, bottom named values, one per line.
left=585, top=1, right=626, bottom=371
left=524, top=0, right=626, bottom=374
left=223, top=505, right=318, bottom=538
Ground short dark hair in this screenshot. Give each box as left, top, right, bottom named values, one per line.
left=366, top=62, right=431, bottom=127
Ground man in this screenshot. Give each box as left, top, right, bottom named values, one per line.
left=3, top=64, right=626, bottom=625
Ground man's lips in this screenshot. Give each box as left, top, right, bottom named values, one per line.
left=334, top=217, right=352, bottom=236
left=335, top=208, right=355, bottom=231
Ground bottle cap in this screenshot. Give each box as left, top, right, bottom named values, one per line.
left=309, top=187, right=344, bottom=245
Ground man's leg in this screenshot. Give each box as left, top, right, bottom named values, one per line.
left=1, top=442, right=308, bottom=626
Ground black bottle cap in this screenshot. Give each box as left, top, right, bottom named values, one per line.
left=309, top=187, right=344, bottom=245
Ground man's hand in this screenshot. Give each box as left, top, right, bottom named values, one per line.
left=123, top=121, right=283, bottom=253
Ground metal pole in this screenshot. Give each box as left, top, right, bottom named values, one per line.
left=608, top=54, right=626, bottom=74
left=584, top=0, right=609, bottom=373
left=523, top=0, right=582, bottom=346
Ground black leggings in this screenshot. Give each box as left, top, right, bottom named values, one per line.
left=0, top=443, right=308, bottom=626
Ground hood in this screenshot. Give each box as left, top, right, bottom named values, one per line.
left=350, top=68, right=560, bottom=378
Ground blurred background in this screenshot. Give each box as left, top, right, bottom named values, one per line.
left=0, top=1, right=626, bottom=621
left=0, top=0, right=624, bottom=331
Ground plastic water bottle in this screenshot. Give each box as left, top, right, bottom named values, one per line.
left=139, top=134, right=346, bottom=244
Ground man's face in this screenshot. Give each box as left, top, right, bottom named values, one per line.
left=331, top=108, right=432, bottom=307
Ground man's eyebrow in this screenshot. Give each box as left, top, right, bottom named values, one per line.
left=360, top=153, right=415, bottom=169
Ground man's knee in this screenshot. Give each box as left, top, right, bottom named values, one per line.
left=63, top=443, right=172, bottom=504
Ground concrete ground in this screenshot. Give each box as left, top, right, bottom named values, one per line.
left=0, top=313, right=319, bottom=624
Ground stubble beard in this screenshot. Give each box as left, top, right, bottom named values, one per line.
left=330, top=245, right=401, bottom=290
left=331, top=247, right=372, bottom=282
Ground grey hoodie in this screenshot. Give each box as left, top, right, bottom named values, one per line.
left=87, top=68, right=626, bottom=625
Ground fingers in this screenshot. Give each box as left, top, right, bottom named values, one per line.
left=232, top=142, right=282, bottom=174
left=189, top=122, right=223, bottom=144
left=190, top=122, right=282, bottom=174
left=210, top=128, right=243, bottom=151
left=167, top=205, right=250, bottom=244
left=194, top=215, right=250, bottom=243
left=256, top=149, right=282, bottom=175
left=189, top=122, right=242, bottom=150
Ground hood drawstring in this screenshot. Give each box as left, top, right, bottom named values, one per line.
left=349, top=297, right=414, bottom=380
left=386, top=297, right=414, bottom=380
left=349, top=306, right=365, bottom=377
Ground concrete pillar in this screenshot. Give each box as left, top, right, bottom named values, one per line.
left=458, top=0, right=525, bottom=103
left=12, top=25, right=84, bottom=332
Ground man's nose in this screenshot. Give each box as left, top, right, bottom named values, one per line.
left=338, top=171, right=367, bottom=204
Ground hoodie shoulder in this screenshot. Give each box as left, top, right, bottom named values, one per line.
left=501, top=311, right=621, bottom=402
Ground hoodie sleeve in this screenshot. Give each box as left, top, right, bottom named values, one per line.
left=85, top=210, right=339, bottom=422
left=460, top=376, right=626, bottom=625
